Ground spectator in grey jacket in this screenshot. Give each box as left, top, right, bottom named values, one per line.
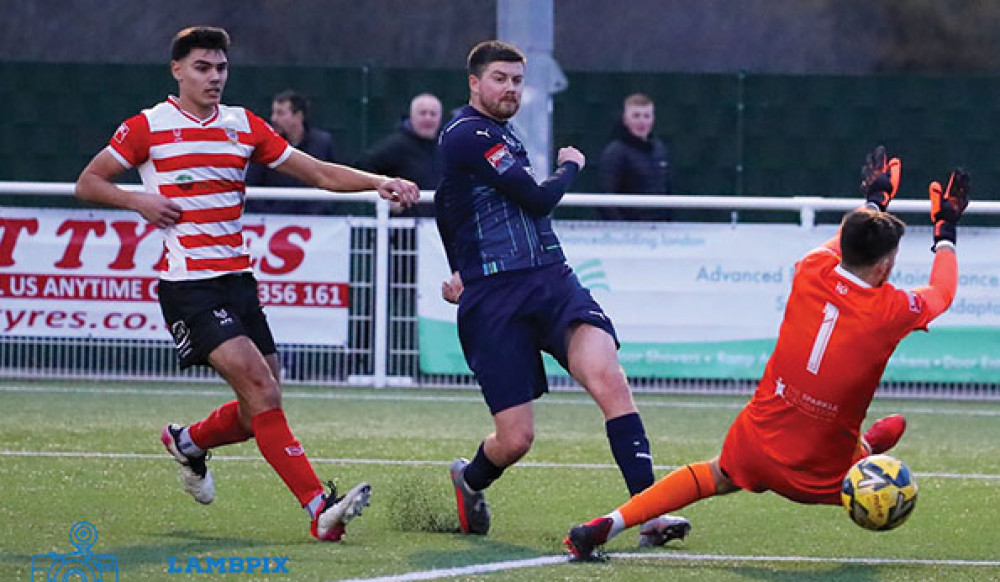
left=598, top=93, right=672, bottom=221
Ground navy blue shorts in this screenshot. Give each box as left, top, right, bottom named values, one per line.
left=457, top=263, right=619, bottom=415
left=157, top=273, right=277, bottom=369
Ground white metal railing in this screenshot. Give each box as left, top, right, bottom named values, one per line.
left=4, top=182, right=1000, bottom=394
left=10, top=181, right=1000, bottom=218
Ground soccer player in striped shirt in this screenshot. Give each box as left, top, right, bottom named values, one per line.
left=75, top=26, right=419, bottom=542
left=565, top=147, right=968, bottom=560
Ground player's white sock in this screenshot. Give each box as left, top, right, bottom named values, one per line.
left=305, top=492, right=324, bottom=519
left=177, top=427, right=205, bottom=457
left=606, top=510, right=626, bottom=540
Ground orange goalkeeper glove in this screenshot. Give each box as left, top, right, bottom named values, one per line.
left=860, top=145, right=901, bottom=211
left=929, top=169, right=970, bottom=247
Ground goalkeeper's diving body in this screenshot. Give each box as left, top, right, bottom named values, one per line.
left=565, top=146, right=967, bottom=560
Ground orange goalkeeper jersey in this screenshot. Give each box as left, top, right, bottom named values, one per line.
left=722, top=238, right=957, bottom=499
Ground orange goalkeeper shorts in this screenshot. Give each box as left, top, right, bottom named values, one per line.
left=718, top=411, right=866, bottom=506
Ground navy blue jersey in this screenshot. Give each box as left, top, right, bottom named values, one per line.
left=435, top=105, right=579, bottom=282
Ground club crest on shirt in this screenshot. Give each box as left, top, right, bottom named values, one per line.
left=485, top=143, right=515, bottom=174
left=225, top=128, right=239, bottom=143
left=172, top=128, right=184, bottom=142
left=905, top=290, right=922, bottom=313
left=113, top=123, right=129, bottom=144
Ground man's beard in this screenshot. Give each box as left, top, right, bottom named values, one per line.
left=485, top=97, right=519, bottom=120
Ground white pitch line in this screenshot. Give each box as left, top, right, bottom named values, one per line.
left=2, top=384, right=1000, bottom=416
left=333, top=552, right=1000, bottom=582
left=2, top=449, right=999, bottom=480
left=609, top=552, right=1000, bottom=567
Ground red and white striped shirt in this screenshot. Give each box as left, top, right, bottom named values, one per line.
left=107, top=96, right=292, bottom=281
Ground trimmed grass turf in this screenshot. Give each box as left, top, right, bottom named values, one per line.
left=1, top=380, right=999, bottom=581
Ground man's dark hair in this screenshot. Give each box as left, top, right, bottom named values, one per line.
left=840, top=207, right=905, bottom=268
left=467, top=40, right=526, bottom=77
left=274, top=90, right=309, bottom=119
left=171, top=26, right=231, bottom=61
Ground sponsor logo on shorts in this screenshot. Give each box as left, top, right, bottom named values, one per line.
left=213, top=309, right=234, bottom=326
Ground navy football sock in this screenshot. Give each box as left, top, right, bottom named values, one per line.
left=606, top=412, right=655, bottom=496
left=463, top=442, right=505, bottom=491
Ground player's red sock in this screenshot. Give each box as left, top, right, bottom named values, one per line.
left=619, top=461, right=716, bottom=528
left=188, top=400, right=253, bottom=450
left=252, top=408, right=323, bottom=506
left=863, top=414, right=907, bottom=455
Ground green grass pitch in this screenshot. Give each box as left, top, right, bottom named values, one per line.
left=1, top=380, right=999, bottom=581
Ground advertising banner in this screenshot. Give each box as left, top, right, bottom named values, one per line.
left=418, top=220, right=1000, bottom=382
left=0, top=207, right=350, bottom=345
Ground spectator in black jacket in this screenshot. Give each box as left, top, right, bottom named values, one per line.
left=357, top=93, right=443, bottom=217
left=246, top=90, right=337, bottom=213
left=598, top=93, right=672, bottom=221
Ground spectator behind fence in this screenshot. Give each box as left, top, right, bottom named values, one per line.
left=246, top=89, right=337, bottom=213
left=598, top=93, right=672, bottom=221
left=357, top=93, right=443, bottom=217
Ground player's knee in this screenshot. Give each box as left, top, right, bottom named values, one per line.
left=498, top=429, right=534, bottom=461
left=238, top=373, right=282, bottom=412
left=584, top=360, right=628, bottom=392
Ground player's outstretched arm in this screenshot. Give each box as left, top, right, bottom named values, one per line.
left=75, top=149, right=182, bottom=228
left=276, top=149, right=420, bottom=207
left=914, top=169, right=970, bottom=320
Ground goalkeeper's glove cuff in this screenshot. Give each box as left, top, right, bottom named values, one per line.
left=932, top=240, right=956, bottom=253
left=933, top=220, right=957, bottom=246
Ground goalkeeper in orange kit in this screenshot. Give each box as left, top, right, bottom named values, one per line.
left=565, top=146, right=969, bottom=560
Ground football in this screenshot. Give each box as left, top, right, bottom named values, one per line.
left=841, top=454, right=917, bottom=531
